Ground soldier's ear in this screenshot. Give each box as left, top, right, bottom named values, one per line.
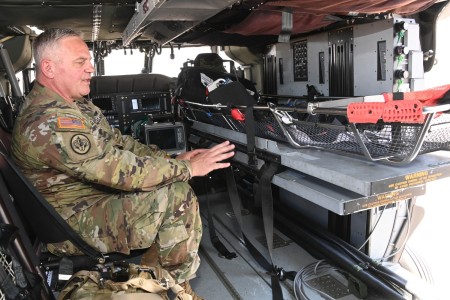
left=41, top=59, right=55, bottom=79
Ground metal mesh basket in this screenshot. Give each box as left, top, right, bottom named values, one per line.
left=254, top=117, right=287, bottom=142
left=179, top=100, right=450, bottom=165
left=276, top=109, right=450, bottom=164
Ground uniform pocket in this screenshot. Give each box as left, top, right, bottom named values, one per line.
left=158, top=220, right=189, bottom=266
left=158, top=219, right=189, bottom=248
left=129, top=211, right=163, bottom=249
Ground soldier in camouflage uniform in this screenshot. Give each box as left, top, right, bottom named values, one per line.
left=10, top=28, right=235, bottom=297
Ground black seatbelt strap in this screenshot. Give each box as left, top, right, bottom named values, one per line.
left=204, top=179, right=237, bottom=260
left=57, top=257, right=74, bottom=284
left=225, top=164, right=296, bottom=300
left=257, top=163, right=278, bottom=265
left=257, top=162, right=288, bottom=299
left=244, top=105, right=257, bottom=167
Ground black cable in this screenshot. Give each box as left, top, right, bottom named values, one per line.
left=277, top=206, right=412, bottom=293
left=153, top=43, right=162, bottom=55
left=275, top=213, right=406, bottom=300
left=357, top=204, right=387, bottom=251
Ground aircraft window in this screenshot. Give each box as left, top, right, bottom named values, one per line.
left=103, top=46, right=209, bottom=77
left=102, top=46, right=240, bottom=77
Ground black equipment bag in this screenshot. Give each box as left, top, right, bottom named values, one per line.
left=175, top=66, right=258, bottom=104
left=207, top=81, right=256, bottom=106
left=176, top=65, right=261, bottom=167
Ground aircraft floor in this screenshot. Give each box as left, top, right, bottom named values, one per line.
left=189, top=192, right=386, bottom=300
left=45, top=191, right=417, bottom=300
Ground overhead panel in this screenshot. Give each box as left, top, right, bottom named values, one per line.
left=122, top=0, right=239, bottom=46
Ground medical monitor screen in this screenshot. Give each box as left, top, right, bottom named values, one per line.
left=146, top=128, right=177, bottom=150
left=145, top=122, right=185, bottom=154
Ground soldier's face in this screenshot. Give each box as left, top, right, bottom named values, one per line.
left=52, top=36, right=94, bottom=101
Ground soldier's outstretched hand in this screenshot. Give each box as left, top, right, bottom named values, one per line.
left=188, top=141, right=235, bottom=177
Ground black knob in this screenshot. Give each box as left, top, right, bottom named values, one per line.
left=394, top=21, right=409, bottom=32
left=395, top=46, right=409, bottom=55
left=394, top=69, right=409, bottom=79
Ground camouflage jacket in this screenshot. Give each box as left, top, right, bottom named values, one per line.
left=11, top=83, right=192, bottom=219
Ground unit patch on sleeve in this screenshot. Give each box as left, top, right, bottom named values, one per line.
left=71, top=134, right=91, bottom=154
left=57, top=117, right=85, bottom=130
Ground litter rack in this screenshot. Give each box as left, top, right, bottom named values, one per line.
left=188, top=120, right=450, bottom=215
left=180, top=97, right=450, bottom=165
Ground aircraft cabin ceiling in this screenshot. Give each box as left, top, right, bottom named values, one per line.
left=0, top=0, right=446, bottom=49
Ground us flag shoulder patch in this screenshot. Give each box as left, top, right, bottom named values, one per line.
left=57, top=117, right=85, bottom=129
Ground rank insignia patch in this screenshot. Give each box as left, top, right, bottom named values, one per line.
left=71, top=134, right=90, bottom=154
left=57, top=117, right=85, bottom=129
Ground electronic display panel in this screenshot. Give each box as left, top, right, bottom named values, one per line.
left=144, top=122, right=185, bottom=154
left=92, top=97, right=114, bottom=111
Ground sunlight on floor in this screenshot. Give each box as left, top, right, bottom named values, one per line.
left=407, top=176, right=450, bottom=299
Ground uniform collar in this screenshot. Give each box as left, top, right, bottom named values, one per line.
left=29, top=82, right=86, bottom=107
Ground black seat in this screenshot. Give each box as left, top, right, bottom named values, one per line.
left=193, top=53, right=227, bottom=72
left=0, top=147, right=145, bottom=269
left=0, top=151, right=101, bottom=259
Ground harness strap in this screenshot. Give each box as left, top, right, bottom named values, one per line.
left=258, top=163, right=279, bottom=267
left=99, top=294, right=164, bottom=300
left=106, top=276, right=169, bottom=294
left=225, top=164, right=296, bottom=300
left=204, top=177, right=237, bottom=260
left=244, top=105, right=257, bottom=167
left=206, top=194, right=237, bottom=259
left=59, top=267, right=190, bottom=300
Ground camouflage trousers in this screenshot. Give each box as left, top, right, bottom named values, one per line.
left=48, top=181, right=202, bottom=283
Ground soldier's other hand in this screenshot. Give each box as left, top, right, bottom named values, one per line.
left=190, top=141, right=235, bottom=177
